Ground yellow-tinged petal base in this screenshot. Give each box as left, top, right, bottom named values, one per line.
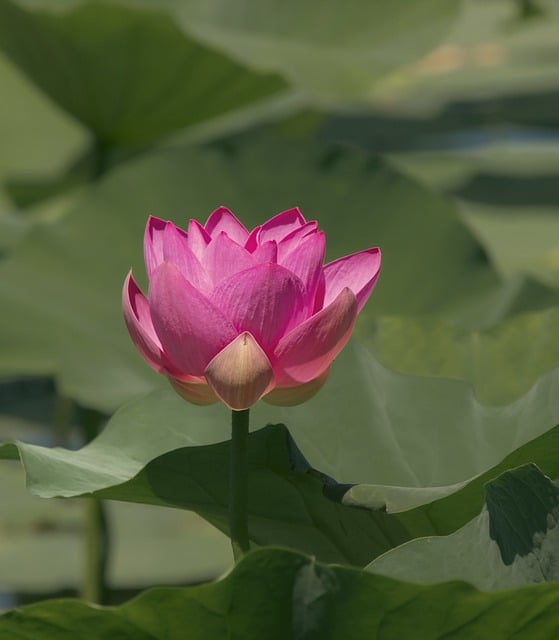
left=168, top=377, right=219, bottom=406
left=205, top=332, right=274, bottom=410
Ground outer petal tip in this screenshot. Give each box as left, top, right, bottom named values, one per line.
left=323, top=247, right=382, bottom=312
left=122, top=271, right=169, bottom=374
left=205, top=332, right=274, bottom=411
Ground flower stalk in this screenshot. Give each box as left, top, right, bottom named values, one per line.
left=81, top=407, right=110, bottom=604
left=229, top=408, right=250, bottom=561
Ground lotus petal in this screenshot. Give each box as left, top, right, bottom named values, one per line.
left=149, top=262, right=237, bottom=376
left=168, top=376, right=219, bottom=406
left=122, top=272, right=171, bottom=374
left=205, top=332, right=274, bottom=410
left=281, top=231, right=325, bottom=306
left=202, top=231, right=255, bottom=287
left=264, top=369, right=329, bottom=406
left=324, top=248, right=381, bottom=312
left=273, top=288, right=357, bottom=384
left=204, top=206, right=249, bottom=244
left=211, top=263, right=306, bottom=350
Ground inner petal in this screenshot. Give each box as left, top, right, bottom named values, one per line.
left=210, top=262, right=307, bottom=351
left=204, top=206, right=249, bottom=244
left=144, top=216, right=168, bottom=278
left=162, top=223, right=210, bottom=292
left=252, top=240, right=278, bottom=264
left=202, top=232, right=256, bottom=288
left=281, top=231, right=325, bottom=304
left=276, top=221, right=318, bottom=261
left=257, top=208, right=307, bottom=245
left=186, top=219, right=211, bottom=260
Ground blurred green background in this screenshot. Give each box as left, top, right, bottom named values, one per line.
left=1, top=0, right=559, bottom=608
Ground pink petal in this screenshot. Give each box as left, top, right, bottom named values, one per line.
left=204, top=207, right=249, bottom=244
left=122, top=272, right=171, bottom=374
left=210, top=263, right=307, bottom=351
left=162, top=223, right=210, bottom=291
left=273, top=288, right=358, bottom=384
left=186, top=219, right=211, bottom=260
left=276, top=221, right=318, bottom=260
left=323, top=248, right=381, bottom=312
left=202, top=231, right=256, bottom=287
left=263, top=369, right=329, bottom=406
left=244, top=226, right=262, bottom=252
left=256, top=207, right=307, bottom=245
left=149, top=263, right=238, bottom=376
left=281, top=231, right=325, bottom=306
left=251, top=240, right=278, bottom=264
left=205, top=332, right=275, bottom=410
left=144, top=216, right=167, bottom=278
left=168, top=376, right=219, bottom=406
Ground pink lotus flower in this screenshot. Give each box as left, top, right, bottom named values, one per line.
left=123, top=207, right=381, bottom=411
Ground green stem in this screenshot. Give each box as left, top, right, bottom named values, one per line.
left=84, top=498, right=109, bottom=604
left=229, top=409, right=250, bottom=561
left=80, top=408, right=110, bottom=604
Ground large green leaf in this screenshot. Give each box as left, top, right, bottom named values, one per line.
left=165, top=0, right=461, bottom=101
left=375, top=0, right=559, bottom=113
left=0, top=136, right=495, bottom=411
left=340, top=417, right=559, bottom=529
left=370, top=464, right=559, bottom=590
left=3, top=343, right=559, bottom=564
left=463, top=203, right=559, bottom=289
left=0, top=49, right=86, bottom=218
left=365, top=305, right=559, bottom=405
left=3, top=547, right=559, bottom=639
left=1, top=416, right=408, bottom=565
left=0, top=0, right=289, bottom=145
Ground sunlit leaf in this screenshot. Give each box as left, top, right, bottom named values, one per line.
left=370, top=464, right=559, bottom=590
left=365, top=305, right=559, bottom=405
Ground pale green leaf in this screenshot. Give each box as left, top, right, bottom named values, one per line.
left=369, top=464, right=559, bottom=590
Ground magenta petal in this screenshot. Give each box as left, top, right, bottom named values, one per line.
left=251, top=240, right=278, bottom=264
left=205, top=332, right=274, bottom=410
left=202, top=231, right=255, bottom=286
left=122, top=272, right=170, bottom=373
left=244, top=225, right=262, bottom=252
left=276, top=221, right=318, bottom=260
left=273, top=288, right=358, bottom=384
left=144, top=216, right=167, bottom=278
left=210, top=263, right=307, bottom=351
left=257, top=208, right=307, bottom=244
left=162, top=223, right=210, bottom=292
left=281, top=231, right=325, bottom=305
left=204, top=207, right=249, bottom=244
left=323, top=248, right=381, bottom=312
left=149, top=263, right=238, bottom=376
left=186, top=219, right=211, bottom=260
